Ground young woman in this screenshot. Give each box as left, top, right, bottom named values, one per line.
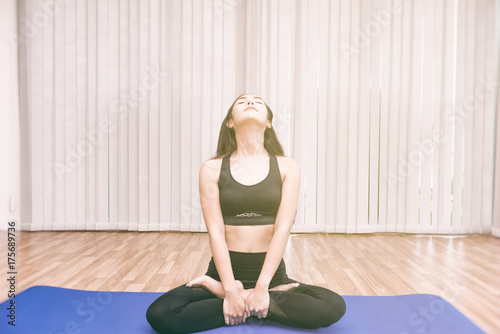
left=146, top=94, right=346, bottom=333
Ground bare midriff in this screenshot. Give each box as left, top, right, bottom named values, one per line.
left=224, top=224, right=275, bottom=253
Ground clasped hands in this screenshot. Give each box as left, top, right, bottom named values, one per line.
left=186, top=275, right=299, bottom=326
left=224, top=285, right=269, bottom=326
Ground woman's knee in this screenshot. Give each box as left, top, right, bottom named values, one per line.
left=146, top=302, right=164, bottom=332
left=318, top=290, right=346, bottom=326
left=272, top=284, right=346, bottom=329
left=298, top=285, right=346, bottom=327
left=146, top=295, right=187, bottom=334
left=146, top=301, right=173, bottom=333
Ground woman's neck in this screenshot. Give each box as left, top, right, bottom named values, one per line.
left=233, top=128, right=267, bottom=159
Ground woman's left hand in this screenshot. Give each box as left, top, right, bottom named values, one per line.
left=245, top=286, right=270, bottom=319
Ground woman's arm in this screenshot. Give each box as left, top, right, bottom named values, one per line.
left=199, top=160, right=247, bottom=325
left=246, top=157, right=301, bottom=319
left=199, top=160, right=238, bottom=293
left=256, top=157, right=301, bottom=289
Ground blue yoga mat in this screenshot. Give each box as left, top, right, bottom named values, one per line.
left=0, top=286, right=485, bottom=333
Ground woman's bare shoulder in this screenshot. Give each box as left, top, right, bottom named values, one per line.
left=200, top=157, right=224, bottom=179
left=202, top=157, right=223, bottom=169
left=276, top=156, right=300, bottom=168
left=276, top=156, right=300, bottom=178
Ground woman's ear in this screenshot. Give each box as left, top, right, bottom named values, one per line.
left=227, top=119, right=233, bottom=128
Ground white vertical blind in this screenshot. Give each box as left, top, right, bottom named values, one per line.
left=21, top=0, right=239, bottom=231
left=20, top=0, right=498, bottom=234
left=493, top=0, right=500, bottom=238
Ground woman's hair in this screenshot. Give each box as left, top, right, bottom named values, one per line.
left=214, top=94, right=285, bottom=159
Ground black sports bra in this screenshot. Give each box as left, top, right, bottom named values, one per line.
left=218, top=153, right=282, bottom=226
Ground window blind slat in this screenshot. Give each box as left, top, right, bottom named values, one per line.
left=418, top=0, right=435, bottom=232
left=368, top=0, right=381, bottom=231
left=378, top=0, right=393, bottom=233
left=431, top=0, right=445, bottom=234
left=395, top=0, right=412, bottom=233
left=386, top=0, right=403, bottom=232
left=41, top=3, right=54, bottom=231
left=169, top=0, right=182, bottom=231
left=275, top=0, right=293, bottom=155
left=189, top=0, right=203, bottom=232
left=178, top=0, right=192, bottom=232
left=481, top=0, right=497, bottom=234
left=85, top=0, right=98, bottom=230
left=76, top=0, right=88, bottom=229
left=406, top=0, right=423, bottom=233
left=471, top=0, right=486, bottom=233
left=96, top=0, right=109, bottom=229
left=334, top=0, right=351, bottom=233
left=127, top=0, right=139, bottom=231
left=117, top=0, right=130, bottom=230
left=65, top=0, right=78, bottom=229
left=494, top=50, right=500, bottom=238
left=449, top=0, right=464, bottom=233
left=325, top=0, right=340, bottom=233
left=137, top=0, right=150, bottom=231
left=54, top=0, right=67, bottom=229
left=159, top=0, right=173, bottom=231
left=461, top=0, right=476, bottom=234
left=108, top=0, right=120, bottom=231
left=30, top=0, right=45, bottom=230
left=148, top=0, right=161, bottom=231
left=347, top=0, right=360, bottom=233
left=290, top=0, right=307, bottom=232
left=316, top=0, right=330, bottom=233
left=304, top=0, right=319, bottom=232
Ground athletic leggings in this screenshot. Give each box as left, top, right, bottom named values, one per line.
left=146, top=250, right=346, bottom=334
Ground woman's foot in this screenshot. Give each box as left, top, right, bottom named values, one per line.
left=269, top=282, right=300, bottom=292
left=187, top=276, right=298, bottom=298
left=187, top=275, right=244, bottom=299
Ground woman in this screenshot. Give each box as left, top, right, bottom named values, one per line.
left=146, top=94, right=346, bottom=333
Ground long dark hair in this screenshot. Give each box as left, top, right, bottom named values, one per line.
left=214, top=95, right=285, bottom=159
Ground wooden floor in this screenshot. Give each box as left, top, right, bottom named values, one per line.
left=1, top=231, right=499, bottom=333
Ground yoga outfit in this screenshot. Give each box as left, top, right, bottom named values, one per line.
left=146, top=153, right=346, bottom=334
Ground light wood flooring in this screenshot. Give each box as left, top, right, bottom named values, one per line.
left=1, top=231, right=499, bottom=333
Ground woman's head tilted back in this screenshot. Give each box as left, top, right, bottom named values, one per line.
left=215, top=94, right=284, bottom=158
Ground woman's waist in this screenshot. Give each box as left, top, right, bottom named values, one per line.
left=228, top=250, right=268, bottom=273
left=205, top=251, right=288, bottom=284
left=224, top=224, right=274, bottom=253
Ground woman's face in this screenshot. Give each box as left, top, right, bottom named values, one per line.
left=229, top=94, right=270, bottom=130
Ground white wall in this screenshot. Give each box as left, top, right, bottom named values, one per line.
left=0, top=0, right=20, bottom=230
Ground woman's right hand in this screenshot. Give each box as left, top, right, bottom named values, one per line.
left=223, top=289, right=248, bottom=326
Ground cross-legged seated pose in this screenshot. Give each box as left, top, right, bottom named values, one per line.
left=146, top=94, right=346, bottom=333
